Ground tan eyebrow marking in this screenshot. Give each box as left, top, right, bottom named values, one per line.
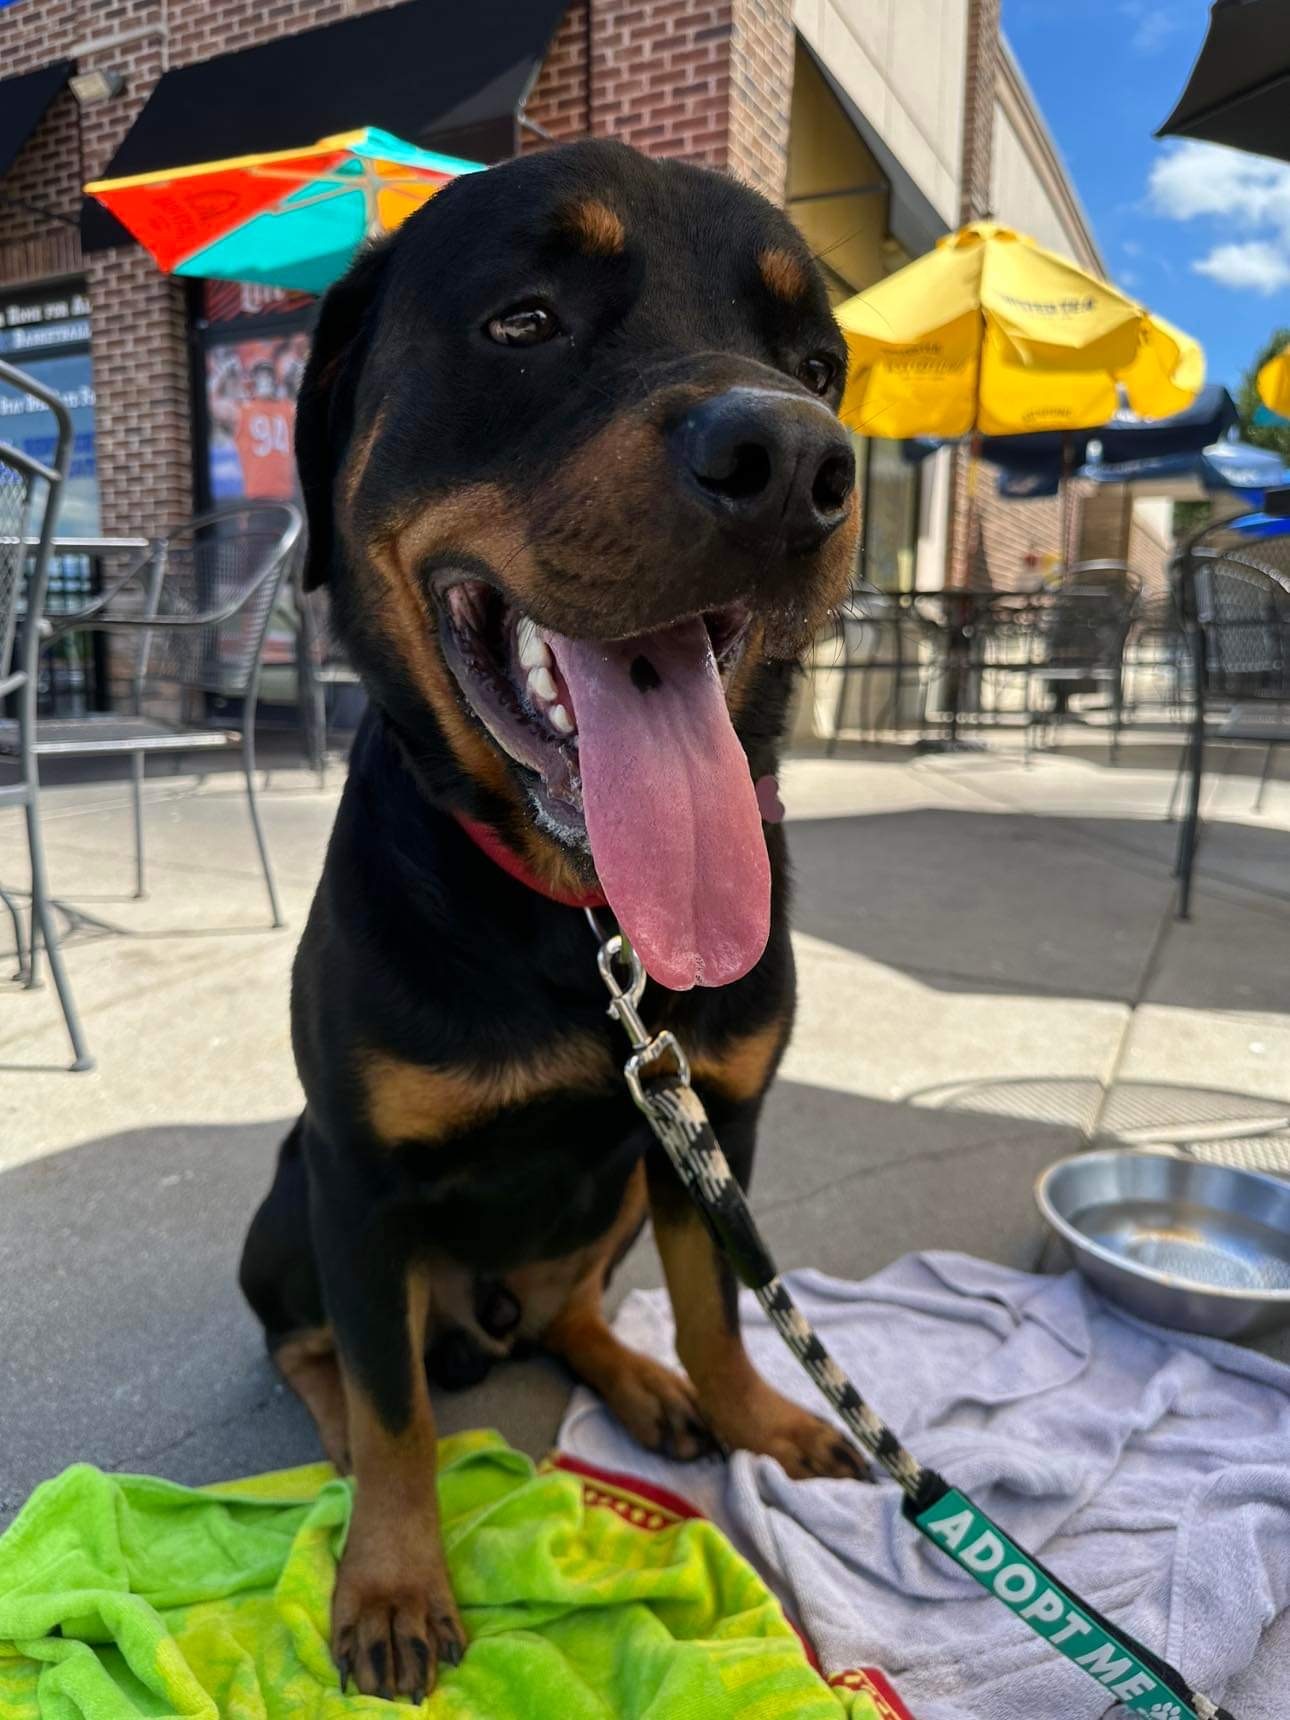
left=561, top=197, right=627, bottom=257
left=758, top=246, right=809, bottom=302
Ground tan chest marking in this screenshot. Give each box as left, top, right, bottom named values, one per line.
left=688, top=1015, right=789, bottom=1104
left=361, top=1038, right=616, bottom=1146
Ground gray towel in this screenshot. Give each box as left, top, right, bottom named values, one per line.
left=558, top=1254, right=1290, bottom=1718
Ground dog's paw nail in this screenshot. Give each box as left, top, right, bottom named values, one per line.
left=833, top=1437, right=871, bottom=1479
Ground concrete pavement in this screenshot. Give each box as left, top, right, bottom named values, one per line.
left=2, top=736, right=1288, bottom=1524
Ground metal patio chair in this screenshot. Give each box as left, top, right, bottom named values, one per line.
left=1172, top=520, right=1290, bottom=918
left=0, top=501, right=302, bottom=938
left=0, top=359, right=93, bottom=1069
left=820, top=584, right=934, bottom=752
left=962, top=589, right=1040, bottom=737
left=295, top=578, right=365, bottom=780
left=1024, top=562, right=1140, bottom=760
left=1121, top=590, right=1190, bottom=728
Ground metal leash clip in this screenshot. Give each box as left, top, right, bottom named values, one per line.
left=586, top=908, right=689, bottom=1107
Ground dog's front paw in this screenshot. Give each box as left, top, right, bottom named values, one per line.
left=604, top=1353, right=716, bottom=1460
left=331, top=1547, right=466, bottom=1703
left=704, top=1380, right=870, bottom=1482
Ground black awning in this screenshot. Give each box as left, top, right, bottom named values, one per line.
left=1157, top=0, right=1290, bottom=163
left=1, top=60, right=75, bottom=180
left=798, top=39, right=948, bottom=259
left=81, top=0, right=568, bottom=251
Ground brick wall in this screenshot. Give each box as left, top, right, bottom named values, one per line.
left=524, top=2, right=590, bottom=147
left=958, top=0, right=999, bottom=226
left=728, top=1, right=793, bottom=202
left=1078, top=483, right=1133, bottom=565
left=968, top=478, right=1162, bottom=595
left=970, top=483, right=1065, bottom=591
left=525, top=1, right=792, bottom=200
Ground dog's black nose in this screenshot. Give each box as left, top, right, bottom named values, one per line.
left=671, top=387, right=855, bottom=550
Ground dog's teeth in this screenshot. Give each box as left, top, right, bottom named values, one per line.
left=528, top=665, right=557, bottom=703
left=549, top=703, right=574, bottom=735
left=517, top=618, right=552, bottom=670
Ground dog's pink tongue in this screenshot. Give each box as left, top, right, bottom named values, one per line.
left=550, top=619, right=770, bottom=990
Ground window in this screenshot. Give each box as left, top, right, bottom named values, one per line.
left=0, top=283, right=97, bottom=536
left=854, top=433, right=920, bottom=593
left=0, top=285, right=103, bottom=713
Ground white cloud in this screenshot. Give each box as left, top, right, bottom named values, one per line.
left=1149, top=140, right=1290, bottom=228
left=1122, top=1, right=1183, bottom=53
left=1192, top=242, right=1290, bottom=295
left=1148, top=140, right=1290, bottom=292
left=1121, top=239, right=1143, bottom=258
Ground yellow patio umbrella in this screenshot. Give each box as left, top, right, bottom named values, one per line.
left=836, top=222, right=1203, bottom=439
left=1256, top=344, right=1290, bottom=417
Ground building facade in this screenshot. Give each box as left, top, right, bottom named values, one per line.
left=0, top=0, right=1154, bottom=682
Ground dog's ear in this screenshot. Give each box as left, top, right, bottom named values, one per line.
left=294, top=240, right=392, bottom=591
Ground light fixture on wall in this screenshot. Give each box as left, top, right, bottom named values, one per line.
left=69, top=69, right=126, bottom=106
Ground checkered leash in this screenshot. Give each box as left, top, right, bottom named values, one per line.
left=587, top=911, right=1233, bottom=1720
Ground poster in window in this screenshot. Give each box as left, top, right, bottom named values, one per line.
left=0, top=289, right=98, bottom=537
left=205, top=332, right=309, bottom=505
left=204, top=331, right=311, bottom=675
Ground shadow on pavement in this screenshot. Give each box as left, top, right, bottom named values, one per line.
left=0, top=1078, right=1087, bottom=1527
left=789, top=807, right=1290, bottom=1007
left=7, top=1066, right=1287, bottom=1529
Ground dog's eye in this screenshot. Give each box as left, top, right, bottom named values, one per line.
left=487, top=304, right=560, bottom=347
left=797, top=354, right=838, bottom=396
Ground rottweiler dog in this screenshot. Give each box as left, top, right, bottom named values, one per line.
left=239, top=138, right=863, bottom=1702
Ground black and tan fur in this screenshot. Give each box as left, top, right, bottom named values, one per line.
left=239, top=139, right=861, bottom=1702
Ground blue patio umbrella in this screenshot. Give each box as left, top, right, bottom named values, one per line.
left=983, top=384, right=1240, bottom=490
left=1226, top=512, right=1290, bottom=539
left=1079, top=436, right=1290, bottom=501
left=902, top=386, right=1244, bottom=499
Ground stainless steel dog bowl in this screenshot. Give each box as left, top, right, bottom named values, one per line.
left=1036, top=1149, right=1290, bottom=1338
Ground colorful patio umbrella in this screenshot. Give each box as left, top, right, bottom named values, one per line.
left=835, top=222, right=1204, bottom=439
left=84, top=127, right=483, bottom=293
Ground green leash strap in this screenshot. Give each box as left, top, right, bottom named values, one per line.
left=910, top=1485, right=1226, bottom=1720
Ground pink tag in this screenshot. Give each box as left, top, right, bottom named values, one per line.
left=755, top=775, right=785, bottom=824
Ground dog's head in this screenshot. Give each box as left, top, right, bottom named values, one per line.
left=296, top=140, right=857, bottom=990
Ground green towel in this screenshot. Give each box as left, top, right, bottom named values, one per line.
left=0, top=1430, right=886, bottom=1719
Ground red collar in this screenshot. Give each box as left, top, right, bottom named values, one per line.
left=452, top=812, right=607, bottom=909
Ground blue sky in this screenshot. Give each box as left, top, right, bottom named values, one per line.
left=1003, top=0, right=1290, bottom=395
